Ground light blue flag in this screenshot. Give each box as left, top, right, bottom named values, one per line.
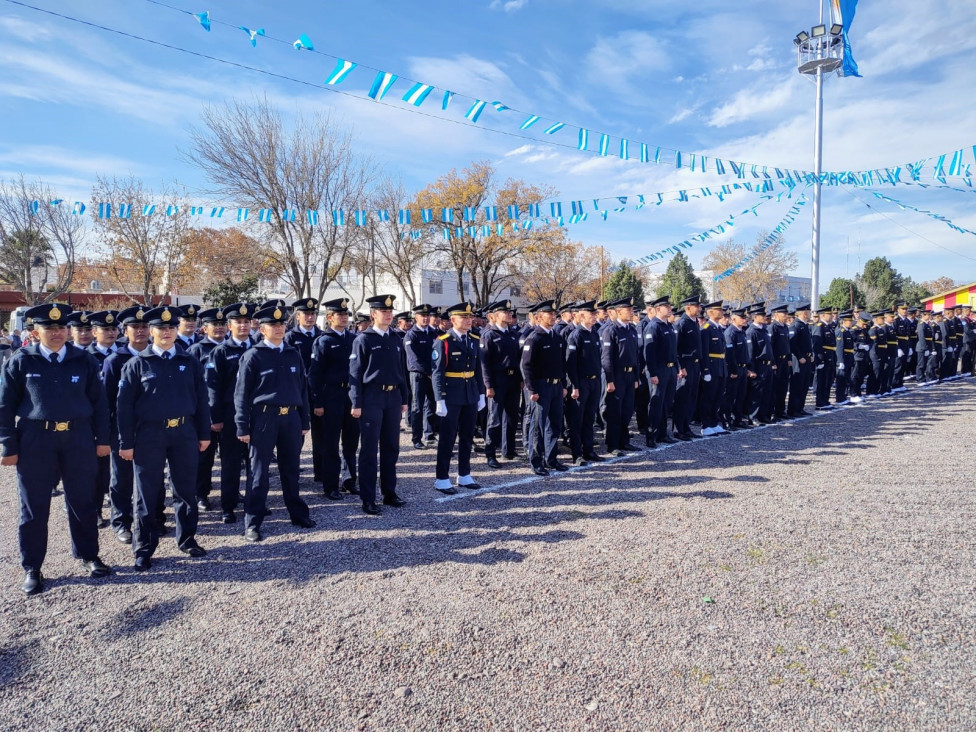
left=331, top=210, right=344, bottom=226
left=465, top=100, right=487, bottom=122
left=620, top=139, right=629, bottom=160
left=258, top=209, right=273, bottom=222
left=402, top=83, right=434, bottom=106
left=599, top=134, right=609, bottom=156
left=98, top=203, right=111, bottom=219
left=377, top=210, right=389, bottom=222
left=441, top=208, right=453, bottom=223
left=491, top=101, right=510, bottom=111
left=640, top=143, right=649, bottom=163
left=195, top=11, right=210, bottom=31
left=442, top=91, right=454, bottom=110
left=118, top=204, right=132, bottom=219
left=210, top=207, right=225, bottom=218
left=326, top=59, right=357, bottom=85
left=307, top=210, right=319, bottom=226
left=544, top=122, right=565, bottom=135
left=835, top=0, right=861, bottom=77
left=368, top=71, right=398, bottom=100
left=142, top=205, right=156, bottom=216
left=398, top=209, right=411, bottom=225
left=464, top=206, right=476, bottom=222
left=190, top=206, right=204, bottom=216
left=282, top=209, right=296, bottom=222
left=578, top=129, right=589, bottom=151
left=293, top=34, right=314, bottom=51
left=481, top=225, right=490, bottom=237
left=675, top=152, right=682, bottom=169
left=240, top=27, right=265, bottom=47
left=421, top=209, right=433, bottom=223
left=528, top=203, right=540, bottom=218
left=355, top=210, right=368, bottom=226
left=237, top=208, right=249, bottom=222
left=507, top=204, right=519, bottom=219
left=550, top=202, right=562, bottom=217
left=484, top=206, right=497, bottom=221
left=165, top=205, right=177, bottom=217
left=520, top=115, right=540, bottom=130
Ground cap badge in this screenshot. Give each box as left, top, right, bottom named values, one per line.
left=187, top=306, right=196, bottom=315
left=239, top=304, right=248, bottom=315
left=307, top=299, right=314, bottom=309
left=385, top=296, right=393, bottom=307
left=80, top=313, right=88, bottom=323
left=161, top=308, right=172, bottom=322
left=340, top=299, right=348, bottom=309
left=136, top=309, right=145, bottom=320
left=216, top=311, right=224, bottom=320
left=273, top=308, right=282, bottom=320
left=49, top=307, right=61, bottom=320
left=106, top=314, right=115, bottom=324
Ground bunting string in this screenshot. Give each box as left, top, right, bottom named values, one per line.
left=713, top=194, right=809, bottom=281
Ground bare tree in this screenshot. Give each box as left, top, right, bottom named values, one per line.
left=369, top=177, right=427, bottom=308
left=520, top=240, right=601, bottom=303
left=189, top=97, right=374, bottom=302
left=90, top=176, right=191, bottom=303
left=0, top=176, right=82, bottom=305
left=702, top=232, right=797, bottom=305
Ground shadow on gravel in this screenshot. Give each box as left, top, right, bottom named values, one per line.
left=0, top=638, right=40, bottom=688
left=102, top=597, right=191, bottom=640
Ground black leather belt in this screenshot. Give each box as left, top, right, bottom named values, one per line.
left=261, top=406, right=296, bottom=415
left=586, top=375, right=597, bottom=380
left=622, top=366, right=634, bottom=372
left=544, top=378, right=561, bottom=384
left=43, top=420, right=73, bottom=432
left=163, top=416, right=187, bottom=428
left=379, top=385, right=398, bottom=392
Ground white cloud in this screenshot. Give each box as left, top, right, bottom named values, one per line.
left=489, top=0, right=528, bottom=11
left=706, top=77, right=802, bottom=128
left=583, top=31, right=671, bottom=99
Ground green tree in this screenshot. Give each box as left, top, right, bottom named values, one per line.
left=602, top=260, right=645, bottom=304
left=856, top=257, right=901, bottom=310
left=656, top=252, right=706, bottom=305
left=202, top=275, right=262, bottom=307
left=819, top=277, right=864, bottom=310
left=900, top=277, right=932, bottom=306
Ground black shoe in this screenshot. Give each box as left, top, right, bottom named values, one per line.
left=291, top=517, right=317, bottom=528
left=222, top=511, right=236, bottom=524
left=572, top=457, right=589, bottom=467
left=342, top=478, right=358, bottom=494
left=362, top=502, right=382, bottom=515
left=486, top=456, right=502, bottom=469
left=798, top=409, right=813, bottom=416
left=757, top=417, right=772, bottom=425
left=687, top=432, right=704, bottom=440
left=179, top=540, right=207, bottom=558
left=735, top=420, right=754, bottom=430
left=197, top=496, right=211, bottom=512
left=504, top=453, right=518, bottom=460
left=96, top=510, right=110, bottom=529
left=383, top=494, right=407, bottom=507
left=115, top=527, right=133, bottom=544
left=457, top=482, right=481, bottom=491
left=22, top=570, right=43, bottom=595
left=547, top=461, right=570, bottom=472
left=659, top=435, right=679, bottom=445
left=532, top=466, right=550, bottom=477
left=244, top=527, right=262, bottom=543
left=413, top=441, right=426, bottom=450
left=674, top=433, right=692, bottom=442
left=614, top=450, right=627, bottom=457
left=81, top=557, right=112, bottom=578
left=645, top=436, right=658, bottom=448
left=326, top=489, right=343, bottom=501
left=583, top=453, right=605, bottom=463
left=435, top=486, right=459, bottom=495
left=427, top=433, right=437, bottom=442
left=133, top=556, right=151, bottom=572
left=620, top=443, right=641, bottom=452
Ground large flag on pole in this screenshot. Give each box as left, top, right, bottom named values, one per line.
left=831, top=0, right=861, bottom=77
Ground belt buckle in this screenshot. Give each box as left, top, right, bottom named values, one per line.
left=54, top=421, right=69, bottom=432
left=279, top=406, right=290, bottom=416
left=167, top=418, right=180, bottom=428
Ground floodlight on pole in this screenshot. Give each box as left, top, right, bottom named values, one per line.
left=794, top=0, right=844, bottom=311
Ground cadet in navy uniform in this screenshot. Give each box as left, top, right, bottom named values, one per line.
left=698, top=301, right=727, bottom=436
left=564, top=300, right=603, bottom=464
left=205, top=303, right=253, bottom=523
left=102, top=306, right=153, bottom=543
left=745, top=305, right=774, bottom=422
left=812, top=308, right=837, bottom=410
left=67, top=310, right=94, bottom=349
left=0, top=304, right=113, bottom=595
left=309, top=298, right=360, bottom=501
left=284, top=298, right=325, bottom=482
left=117, top=305, right=210, bottom=570
left=892, top=303, right=912, bottom=389
left=175, top=304, right=201, bottom=351
left=431, top=302, right=485, bottom=494
left=833, top=311, right=856, bottom=404
left=404, top=304, right=438, bottom=449
left=233, top=305, right=316, bottom=542
left=722, top=307, right=754, bottom=430
left=787, top=303, right=814, bottom=416
left=672, top=295, right=703, bottom=440
left=86, top=310, right=119, bottom=527
left=601, top=298, right=640, bottom=454
left=520, top=301, right=568, bottom=475
left=187, top=308, right=226, bottom=512
left=767, top=305, right=791, bottom=419
left=349, top=295, right=409, bottom=515
left=849, top=311, right=874, bottom=400
left=480, top=299, right=522, bottom=469
left=644, top=296, right=681, bottom=445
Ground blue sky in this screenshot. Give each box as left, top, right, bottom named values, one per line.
left=1, top=0, right=975, bottom=288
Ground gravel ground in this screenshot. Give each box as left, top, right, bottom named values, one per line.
left=1, top=377, right=974, bottom=731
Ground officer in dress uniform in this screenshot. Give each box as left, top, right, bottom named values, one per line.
left=892, top=302, right=912, bottom=389
left=745, top=304, right=775, bottom=422
left=722, top=307, right=754, bottom=430
left=787, top=303, right=814, bottom=417
left=553, top=303, right=575, bottom=339
left=672, top=295, right=703, bottom=440
left=309, top=298, right=360, bottom=501
left=187, top=308, right=226, bottom=512
left=644, top=296, right=681, bottom=445
left=431, top=302, right=485, bottom=494
left=102, top=306, right=154, bottom=543
left=812, top=307, right=837, bottom=410
left=940, top=308, right=959, bottom=379
left=205, top=303, right=253, bottom=523
left=87, top=310, right=119, bottom=527
left=834, top=310, right=856, bottom=405
left=284, top=297, right=324, bottom=483
left=866, top=312, right=887, bottom=396
left=564, top=300, right=605, bottom=463
left=480, top=299, right=522, bottom=469
left=175, top=304, right=201, bottom=351
left=404, top=303, right=438, bottom=450
left=601, top=298, right=641, bottom=453
left=699, top=301, right=728, bottom=436
left=882, top=311, right=898, bottom=393
left=961, top=304, right=975, bottom=375
left=349, top=295, right=409, bottom=515
left=768, top=305, right=791, bottom=419
left=0, top=304, right=113, bottom=595
left=520, top=301, right=568, bottom=476
left=233, top=305, right=316, bottom=542
left=115, top=305, right=211, bottom=571
left=849, top=311, right=874, bottom=401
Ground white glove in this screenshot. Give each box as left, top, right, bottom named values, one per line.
left=703, top=374, right=712, bottom=382
left=947, top=347, right=954, bottom=353
left=816, top=364, right=824, bottom=370
left=924, top=350, right=930, bottom=357
left=837, top=363, right=845, bottom=372
left=477, top=394, right=486, bottom=411
left=909, top=349, right=914, bottom=356
left=435, top=400, right=448, bottom=417
left=897, top=349, right=904, bottom=358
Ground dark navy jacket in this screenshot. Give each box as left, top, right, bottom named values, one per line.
left=0, top=344, right=110, bottom=456
left=479, top=324, right=522, bottom=391
left=233, top=342, right=310, bottom=436
left=700, top=320, right=728, bottom=378
left=565, top=324, right=602, bottom=389
left=746, top=323, right=773, bottom=365
left=403, top=325, right=435, bottom=375
left=308, top=327, right=357, bottom=408
left=205, top=339, right=250, bottom=426
left=520, top=326, right=566, bottom=396
left=642, top=317, right=678, bottom=378
left=349, top=328, right=409, bottom=409
left=283, top=325, right=323, bottom=373
left=600, top=320, right=640, bottom=384
left=674, top=314, right=702, bottom=371
left=187, top=338, right=222, bottom=366
left=432, top=330, right=484, bottom=405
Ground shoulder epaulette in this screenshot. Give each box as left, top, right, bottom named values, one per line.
left=437, top=333, right=450, bottom=340
left=469, top=334, right=480, bottom=340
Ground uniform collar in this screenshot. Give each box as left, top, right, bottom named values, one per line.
left=39, top=343, right=68, bottom=360
left=151, top=345, right=178, bottom=358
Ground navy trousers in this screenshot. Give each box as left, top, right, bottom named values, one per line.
left=485, top=378, right=520, bottom=458
left=358, top=391, right=403, bottom=504
left=109, top=448, right=135, bottom=532
left=672, top=362, right=700, bottom=434
left=527, top=382, right=563, bottom=469
left=244, top=408, right=309, bottom=531
left=196, top=430, right=219, bottom=499
left=217, top=424, right=247, bottom=513
left=409, top=372, right=437, bottom=442
left=649, top=369, right=677, bottom=440
left=436, top=402, right=477, bottom=479
left=17, top=420, right=100, bottom=571
left=131, top=421, right=199, bottom=558
left=604, top=375, right=635, bottom=451
left=568, top=378, right=598, bottom=458
left=320, top=392, right=359, bottom=491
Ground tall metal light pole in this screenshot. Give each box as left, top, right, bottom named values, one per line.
left=795, top=1, right=844, bottom=310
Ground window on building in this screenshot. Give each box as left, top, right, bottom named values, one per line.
left=429, top=280, right=443, bottom=294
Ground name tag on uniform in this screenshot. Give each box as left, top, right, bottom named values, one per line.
left=331, top=344, right=341, bottom=348
left=260, top=369, right=273, bottom=375
left=371, top=346, right=382, bottom=351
